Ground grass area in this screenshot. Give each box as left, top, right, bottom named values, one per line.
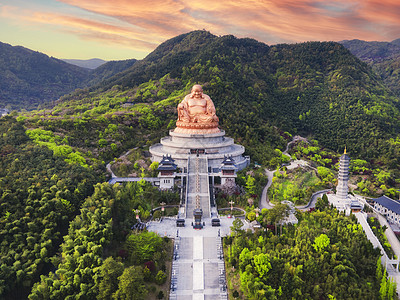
left=268, top=167, right=324, bottom=205
left=367, top=216, right=395, bottom=259
left=224, top=242, right=244, bottom=299
left=146, top=237, right=174, bottom=300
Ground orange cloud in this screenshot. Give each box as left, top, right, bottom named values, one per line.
left=0, top=5, right=159, bottom=51
left=3, top=0, right=400, bottom=59
left=56, top=0, right=400, bottom=44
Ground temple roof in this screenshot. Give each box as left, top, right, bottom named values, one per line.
left=157, top=155, right=177, bottom=171
left=221, top=155, right=237, bottom=170
left=340, top=148, right=350, bottom=161
left=374, top=195, right=400, bottom=215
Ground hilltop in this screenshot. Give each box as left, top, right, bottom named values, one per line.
left=61, top=58, right=107, bottom=69
left=340, top=39, right=400, bottom=97
left=0, top=42, right=137, bottom=110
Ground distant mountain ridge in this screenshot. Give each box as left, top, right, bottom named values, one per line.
left=0, top=42, right=137, bottom=110
left=0, top=42, right=89, bottom=110
left=339, top=39, right=400, bottom=97
left=339, top=39, right=400, bottom=62
left=62, top=58, right=107, bottom=69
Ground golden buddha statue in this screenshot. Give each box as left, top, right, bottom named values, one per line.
left=175, top=85, right=220, bottom=134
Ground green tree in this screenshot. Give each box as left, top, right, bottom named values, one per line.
left=231, top=219, right=244, bottom=236
left=253, top=253, right=271, bottom=279
left=113, top=266, right=147, bottom=300
left=245, top=175, right=256, bottom=195
left=155, top=270, right=167, bottom=285
left=313, top=234, right=330, bottom=252
left=126, top=232, right=163, bottom=264
left=97, top=257, right=124, bottom=300
left=315, top=194, right=330, bottom=211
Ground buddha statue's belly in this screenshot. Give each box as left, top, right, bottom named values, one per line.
left=188, top=98, right=207, bottom=115
left=189, top=105, right=207, bottom=115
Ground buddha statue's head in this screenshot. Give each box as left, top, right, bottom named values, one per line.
left=190, top=85, right=203, bottom=99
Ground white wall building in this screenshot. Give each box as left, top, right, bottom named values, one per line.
left=374, top=195, right=400, bottom=225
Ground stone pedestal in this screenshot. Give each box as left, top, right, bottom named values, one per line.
left=149, top=130, right=249, bottom=171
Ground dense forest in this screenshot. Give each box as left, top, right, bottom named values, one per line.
left=340, top=39, right=400, bottom=97
left=224, top=207, right=395, bottom=299
left=0, top=116, right=176, bottom=299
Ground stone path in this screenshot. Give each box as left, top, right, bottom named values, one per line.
left=259, top=135, right=326, bottom=211
left=186, top=156, right=210, bottom=218
left=148, top=218, right=233, bottom=300
left=355, top=212, right=400, bottom=294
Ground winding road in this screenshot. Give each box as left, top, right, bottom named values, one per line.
left=258, top=136, right=331, bottom=211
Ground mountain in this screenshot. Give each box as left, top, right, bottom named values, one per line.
left=46, top=31, right=400, bottom=169
left=339, top=39, right=400, bottom=97
left=0, top=43, right=138, bottom=110
left=86, top=58, right=137, bottom=87
left=0, top=42, right=90, bottom=110
left=62, top=58, right=107, bottom=69
left=339, top=39, right=400, bottom=62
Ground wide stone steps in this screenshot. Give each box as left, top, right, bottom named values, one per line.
left=186, top=156, right=210, bottom=219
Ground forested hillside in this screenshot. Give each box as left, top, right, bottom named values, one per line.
left=0, top=116, right=100, bottom=299
left=340, top=39, right=400, bottom=97
left=33, top=31, right=400, bottom=168
left=225, top=208, right=389, bottom=299
left=0, top=42, right=89, bottom=110
left=0, top=42, right=136, bottom=110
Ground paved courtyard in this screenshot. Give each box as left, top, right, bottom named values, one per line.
left=147, top=216, right=247, bottom=299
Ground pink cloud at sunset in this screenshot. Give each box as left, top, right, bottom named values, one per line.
left=1, top=0, right=400, bottom=59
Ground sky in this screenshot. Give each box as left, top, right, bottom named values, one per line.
left=1, top=0, right=400, bottom=61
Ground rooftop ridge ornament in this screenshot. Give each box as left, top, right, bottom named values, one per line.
left=174, top=84, right=220, bottom=134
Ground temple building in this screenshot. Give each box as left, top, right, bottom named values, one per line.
left=157, top=155, right=177, bottom=189
left=220, top=155, right=238, bottom=185
left=373, top=195, right=400, bottom=225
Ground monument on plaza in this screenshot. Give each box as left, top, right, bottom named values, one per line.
left=150, top=84, right=249, bottom=221
left=150, top=84, right=249, bottom=170
left=175, top=84, right=220, bottom=134
left=326, top=148, right=363, bottom=214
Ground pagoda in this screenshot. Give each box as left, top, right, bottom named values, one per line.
left=336, top=148, right=350, bottom=202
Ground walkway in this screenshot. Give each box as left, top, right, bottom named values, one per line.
left=259, top=135, right=326, bottom=211
left=355, top=212, right=400, bottom=292
left=147, top=218, right=236, bottom=300
left=186, top=156, right=210, bottom=219
left=259, top=169, right=330, bottom=212
left=108, top=177, right=159, bottom=184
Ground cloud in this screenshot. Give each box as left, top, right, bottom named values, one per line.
left=0, top=5, right=159, bottom=51
left=3, top=0, right=400, bottom=58
left=56, top=0, right=400, bottom=44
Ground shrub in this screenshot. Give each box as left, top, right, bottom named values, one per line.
left=155, top=270, right=167, bottom=285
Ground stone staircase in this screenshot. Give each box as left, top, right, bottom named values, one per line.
left=185, top=155, right=210, bottom=219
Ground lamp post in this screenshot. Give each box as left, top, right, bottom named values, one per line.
left=229, top=200, right=234, bottom=218
left=134, top=209, right=140, bottom=220
left=160, top=202, right=166, bottom=216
